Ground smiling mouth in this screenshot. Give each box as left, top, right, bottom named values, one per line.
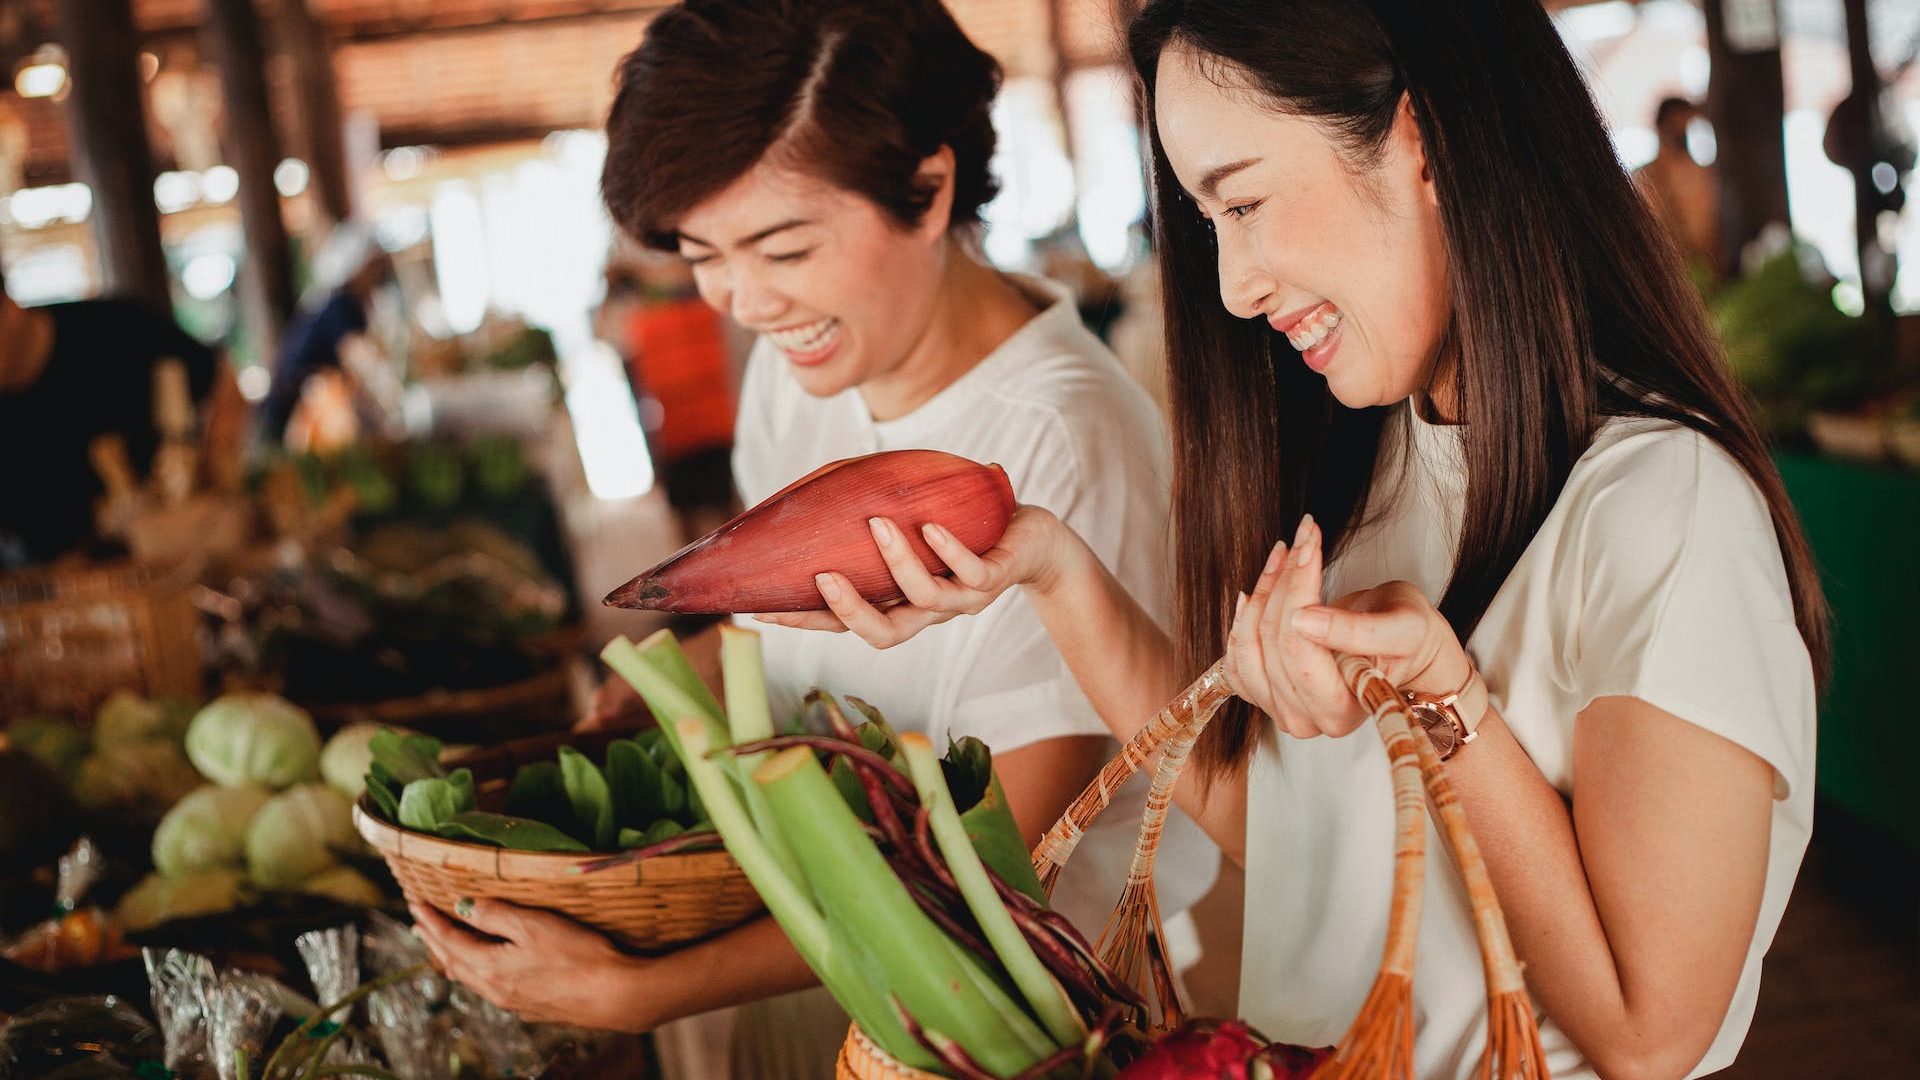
left=766, top=317, right=839, bottom=353
left=1281, top=304, right=1341, bottom=352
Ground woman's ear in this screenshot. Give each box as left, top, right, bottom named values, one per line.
left=915, top=145, right=958, bottom=240
left=1395, top=93, right=1437, bottom=206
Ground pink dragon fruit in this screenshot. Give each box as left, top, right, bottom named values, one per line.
left=1116, top=1019, right=1333, bottom=1079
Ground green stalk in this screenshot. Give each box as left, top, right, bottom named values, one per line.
left=600, top=632, right=727, bottom=760
left=717, top=626, right=799, bottom=872
left=679, top=727, right=922, bottom=1066
left=901, top=734, right=1087, bottom=1047
left=755, top=747, right=1058, bottom=1075
left=601, top=632, right=804, bottom=886
left=719, top=625, right=774, bottom=758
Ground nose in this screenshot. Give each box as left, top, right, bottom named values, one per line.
left=1215, top=224, right=1276, bottom=322
left=728, top=263, right=788, bottom=328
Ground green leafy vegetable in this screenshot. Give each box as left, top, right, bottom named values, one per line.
left=437, top=811, right=589, bottom=852
left=557, top=748, right=616, bottom=850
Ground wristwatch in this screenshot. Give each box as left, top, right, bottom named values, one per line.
left=1401, top=663, right=1481, bottom=762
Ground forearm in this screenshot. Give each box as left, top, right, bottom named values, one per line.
left=604, top=916, right=819, bottom=1033
left=1023, top=530, right=1246, bottom=862
left=1445, top=711, right=1720, bottom=1078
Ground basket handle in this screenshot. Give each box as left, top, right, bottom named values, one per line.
left=1029, top=659, right=1232, bottom=895
left=1336, top=654, right=1549, bottom=1077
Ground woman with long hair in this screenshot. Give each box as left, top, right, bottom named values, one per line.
left=773, top=1, right=1823, bottom=1075
left=406, top=1, right=1215, bottom=1075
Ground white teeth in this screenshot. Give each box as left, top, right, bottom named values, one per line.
left=1285, top=307, right=1341, bottom=352
left=767, top=318, right=839, bottom=354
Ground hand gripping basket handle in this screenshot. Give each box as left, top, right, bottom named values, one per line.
left=1029, top=654, right=1549, bottom=1080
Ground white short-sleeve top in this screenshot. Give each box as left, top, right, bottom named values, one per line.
left=730, top=276, right=1220, bottom=933
left=1239, top=403, right=1816, bottom=1079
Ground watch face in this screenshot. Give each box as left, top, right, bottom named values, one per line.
left=1410, top=703, right=1462, bottom=757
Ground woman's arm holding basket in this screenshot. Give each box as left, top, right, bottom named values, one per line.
left=755, top=506, right=1250, bottom=865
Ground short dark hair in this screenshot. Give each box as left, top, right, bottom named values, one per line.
left=1654, top=96, right=1697, bottom=131
left=601, top=0, right=1002, bottom=250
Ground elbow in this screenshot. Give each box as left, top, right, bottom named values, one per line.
left=1584, top=1026, right=1715, bottom=1080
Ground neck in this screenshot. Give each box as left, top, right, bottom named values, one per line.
left=1420, top=328, right=1464, bottom=424
left=857, top=240, right=1038, bottom=421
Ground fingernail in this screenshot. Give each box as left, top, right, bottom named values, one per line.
left=1234, top=591, right=1248, bottom=616
left=1293, top=533, right=1315, bottom=567
left=815, top=573, right=841, bottom=603
left=868, top=518, right=891, bottom=546
left=1292, top=608, right=1331, bottom=638
left=454, top=896, right=475, bottom=919
left=1293, top=513, right=1314, bottom=547
left=1263, top=542, right=1286, bottom=575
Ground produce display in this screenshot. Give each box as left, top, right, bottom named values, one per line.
left=211, top=521, right=568, bottom=707
left=268, top=437, right=537, bottom=521
left=10, top=691, right=201, bottom=814
left=360, top=727, right=714, bottom=855
left=606, top=449, right=1015, bottom=613
left=116, top=694, right=386, bottom=931
left=601, top=627, right=1147, bottom=1077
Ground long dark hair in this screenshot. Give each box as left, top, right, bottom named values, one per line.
left=1129, top=0, right=1829, bottom=775
left=601, top=0, right=1001, bottom=249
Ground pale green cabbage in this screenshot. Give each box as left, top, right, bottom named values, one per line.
left=318, top=723, right=406, bottom=801
left=244, top=783, right=355, bottom=888
left=185, top=693, right=321, bottom=789
left=151, top=783, right=272, bottom=876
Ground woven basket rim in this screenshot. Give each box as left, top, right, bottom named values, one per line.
left=352, top=794, right=741, bottom=879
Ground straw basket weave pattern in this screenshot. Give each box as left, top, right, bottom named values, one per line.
left=354, top=730, right=763, bottom=952
left=836, top=1023, right=942, bottom=1080
left=0, top=562, right=201, bottom=715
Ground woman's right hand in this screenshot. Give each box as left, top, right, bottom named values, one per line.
left=752, top=503, right=1068, bottom=649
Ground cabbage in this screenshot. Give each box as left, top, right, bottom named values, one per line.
left=115, top=868, right=246, bottom=930
left=319, top=723, right=407, bottom=801
left=71, top=740, right=202, bottom=811
left=93, top=690, right=167, bottom=745
left=295, top=865, right=385, bottom=907
left=151, top=783, right=272, bottom=876
left=185, top=693, right=321, bottom=789
left=245, top=783, right=355, bottom=888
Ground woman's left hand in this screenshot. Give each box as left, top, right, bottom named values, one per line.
left=408, top=897, right=646, bottom=1030
left=1227, top=514, right=1472, bottom=738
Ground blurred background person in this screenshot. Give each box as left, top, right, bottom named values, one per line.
left=0, top=261, right=225, bottom=568
left=260, top=223, right=400, bottom=447
left=1635, top=95, right=1721, bottom=284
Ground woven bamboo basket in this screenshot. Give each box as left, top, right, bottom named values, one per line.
left=0, top=561, right=201, bottom=716
left=839, top=654, right=1549, bottom=1079
left=353, top=729, right=763, bottom=952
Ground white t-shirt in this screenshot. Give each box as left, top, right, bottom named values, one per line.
left=731, top=276, right=1221, bottom=936
left=1239, top=403, right=1815, bottom=1079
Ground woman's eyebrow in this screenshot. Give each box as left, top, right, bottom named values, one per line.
left=1196, top=157, right=1263, bottom=200
left=679, top=218, right=818, bottom=250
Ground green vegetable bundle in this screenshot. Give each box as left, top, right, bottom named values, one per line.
left=602, top=626, right=1141, bottom=1079
left=362, top=727, right=715, bottom=855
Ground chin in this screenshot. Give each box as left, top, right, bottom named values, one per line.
left=789, top=359, right=861, bottom=400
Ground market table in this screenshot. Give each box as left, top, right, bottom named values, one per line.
left=1776, top=452, right=1920, bottom=858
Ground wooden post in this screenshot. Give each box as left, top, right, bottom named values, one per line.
left=1837, top=0, right=1894, bottom=317
left=204, top=0, right=298, bottom=364
left=1702, top=0, right=1792, bottom=277
left=52, top=0, right=171, bottom=312
left=277, top=0, right=353, bottom=225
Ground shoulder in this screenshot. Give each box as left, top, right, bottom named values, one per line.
left=976, top=302, right=1167, bottom=471
left=1563, top=418, right=1773, bottom=548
